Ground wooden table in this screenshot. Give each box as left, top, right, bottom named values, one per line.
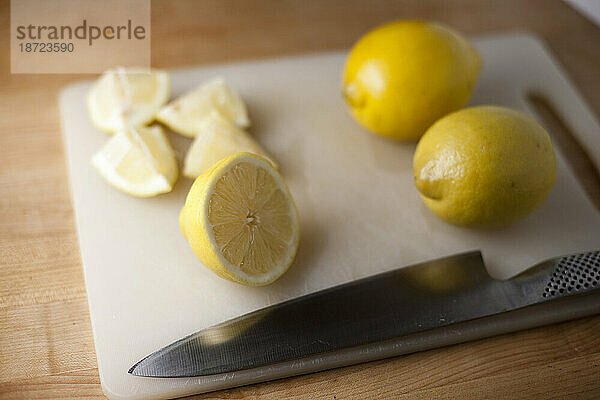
left=1, top=1, right=600, bottom=398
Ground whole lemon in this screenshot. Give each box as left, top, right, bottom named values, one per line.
left=413, top=106, right=556, bottom=227
left=342, top=20, right=481, bottom=140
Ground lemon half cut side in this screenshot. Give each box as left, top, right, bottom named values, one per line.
left=180, top=153, right=299, bottom=286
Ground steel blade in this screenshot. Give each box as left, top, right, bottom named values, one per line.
left=130, top=250, right=600, bottom=378
left=130, top=251, right=500, bottom=376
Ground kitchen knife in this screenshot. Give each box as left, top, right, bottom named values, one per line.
left=129, top=250, right=600, bottom=378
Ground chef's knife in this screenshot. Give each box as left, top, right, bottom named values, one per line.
left=129, top=250, right=600, bottom=378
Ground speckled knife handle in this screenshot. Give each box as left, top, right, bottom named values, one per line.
left=541, top=251, right=600, bottom=298
left=510, top=250, right=600, bottom=305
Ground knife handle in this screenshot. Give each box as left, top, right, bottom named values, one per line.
left=512, top=250, right=600, bottom=302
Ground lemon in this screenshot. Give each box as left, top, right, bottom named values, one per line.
left=156, top=77, right=250, bottom=138
left=87, top=68, right=170, bottom=133
left=92, top=125, right=178, bottom=197
left=342, top=20, right=481, bottom=140
left=183, top=112, right=275, bottom=179
left=180, top=153, right=299, bottom=285
left=413, top=106, right=556, bottom=227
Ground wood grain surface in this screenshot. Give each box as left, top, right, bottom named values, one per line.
left=1, top=0, right=600, bottom=398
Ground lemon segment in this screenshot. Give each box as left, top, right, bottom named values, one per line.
left=92, top=125, right=178, bottom=197
left=87, top=68, right=170, bottom=133
left=156, top=77, right=250, bottom=138
left=183, top=112, right=275, bottom=179
left=413, top=106, right=556, bottom=227
left=343, top=20, right=481, bottom=140
left=180, top=153, right=299, bottom=286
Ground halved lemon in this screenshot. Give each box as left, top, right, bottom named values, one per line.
left=180, top=153, right=299, bottom=285
left=87, top=68, right=170, bottom=133
left=156, top=77, right=250, bottom=138
left=91, top=125, right=178, bottom=197
left=183, top=111, right=275, bottom=179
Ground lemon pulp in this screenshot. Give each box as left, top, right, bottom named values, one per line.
left=209, top=162, right=293, bottom=275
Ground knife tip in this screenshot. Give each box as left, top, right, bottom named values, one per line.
left=128, top=362, right=141, bottom=375
left=128, top=355, right=152, bottom=376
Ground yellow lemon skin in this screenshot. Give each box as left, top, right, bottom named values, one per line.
left=413, top=106, right=556, bottom=227
left=180, top=152, right=300, bottom=286
left=343, top=20, right=481, bottom=140
left=179, top=162, right=222, bottom=276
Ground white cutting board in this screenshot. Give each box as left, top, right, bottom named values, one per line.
left=59, top=33, right=600, bottom=399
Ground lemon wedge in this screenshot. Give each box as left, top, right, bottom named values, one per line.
left=180, top=153, right=299, bottom=285
left=156, top=77, right=250, bottom=137
left=183, top=112, right=275, bottom=179
left=92, top=125, right=178, bottom=197
left=87, top=68, right=170, bottom=133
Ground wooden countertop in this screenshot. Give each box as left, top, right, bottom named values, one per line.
left=1, top=0, right=600, bottom=398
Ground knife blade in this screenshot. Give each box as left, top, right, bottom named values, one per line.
left=129, top=250, right=600, bottom=378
